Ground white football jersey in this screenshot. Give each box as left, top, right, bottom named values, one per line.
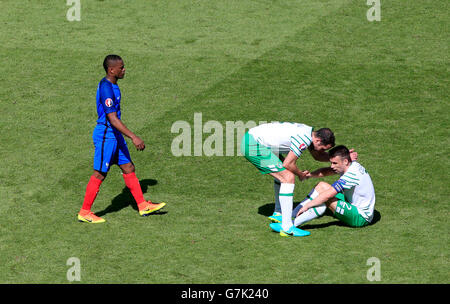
left=248, top=122, right=313, bottom=157
left=333, top=161, right=376, bottom=222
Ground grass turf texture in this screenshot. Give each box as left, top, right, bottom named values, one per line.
left=0, top=0, right=448, bottom=283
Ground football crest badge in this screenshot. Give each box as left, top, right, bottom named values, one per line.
left=105, top=98, right=113, bottom=107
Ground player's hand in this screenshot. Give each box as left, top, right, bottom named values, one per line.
left=349, top=148, right=358, bottom=161
left=297, top=205, right=309, bottom=217
left=298, top=170, right=310, bottom=181
left=132, top=136, right=145, bottom=151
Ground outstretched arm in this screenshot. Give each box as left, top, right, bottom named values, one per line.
left=310, top=147, right=358, bottom=162
left=309, top=148, right=330, bottom=162
left=307, top=167, right=336, bottom=178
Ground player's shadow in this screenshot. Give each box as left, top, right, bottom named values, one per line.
left=258, top=203, right=381, bottom=229
left=258, top=202, right=303, bottom=217
left=96, top=179, right=166, bottom=216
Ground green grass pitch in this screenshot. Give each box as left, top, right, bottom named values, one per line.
left=0, top=0, right=448, bottom=283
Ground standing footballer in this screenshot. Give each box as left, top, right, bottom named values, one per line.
left=78, top=54, right=166, bottom=223
left=241, top=122, right=335, bottom=236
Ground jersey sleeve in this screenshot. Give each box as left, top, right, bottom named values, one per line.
left=332, top=170, right=361, bottom=193
left=99, top=81, right=117, bottom=115
left=289, top=133, right=312, bottom=157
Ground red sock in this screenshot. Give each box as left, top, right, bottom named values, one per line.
left=81, top=175, right=103, bottom=212
left=123, top=172, right=146, bottom=207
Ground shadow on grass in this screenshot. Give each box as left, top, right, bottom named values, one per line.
left=257, top=202, right=304, bottom=217
left=97, top=178, right=167, bottom=217
left=258, top=203, right=381, bottom=229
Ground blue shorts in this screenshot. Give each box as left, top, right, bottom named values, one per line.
left=93, top=126, right=132, bottom=173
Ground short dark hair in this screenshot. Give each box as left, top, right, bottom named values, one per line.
left=329, top=145, right=351, bottom=162
left=103, top=54, right=122, bottom=73
left=315, top=128, right=335, bottom=147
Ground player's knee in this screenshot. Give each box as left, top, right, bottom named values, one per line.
left=93, top=170, right=106, bottom=181
left=278, top=170, right=295, bottom=184
left=120, top=163, right=135, bottom=174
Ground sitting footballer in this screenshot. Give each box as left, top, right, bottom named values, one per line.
left=270, top=145, right=376, bottom=234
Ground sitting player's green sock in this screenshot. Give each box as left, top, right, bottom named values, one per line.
left=292, top=188, right=319, bottom=218
left=294, top=204, right=326, bottom=227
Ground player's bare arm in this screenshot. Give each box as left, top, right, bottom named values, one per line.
left=106, top=112, right=145, bottom=151
left=309, top=146, right=358, bottom=162
left=307, top=167, right=336, bottom=178
left=309, top=149, right=330, bottom=162
left=282, top=151, right=309, bottom=181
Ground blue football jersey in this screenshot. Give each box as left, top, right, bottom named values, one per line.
left=95, top=77, right=121, bottom=134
